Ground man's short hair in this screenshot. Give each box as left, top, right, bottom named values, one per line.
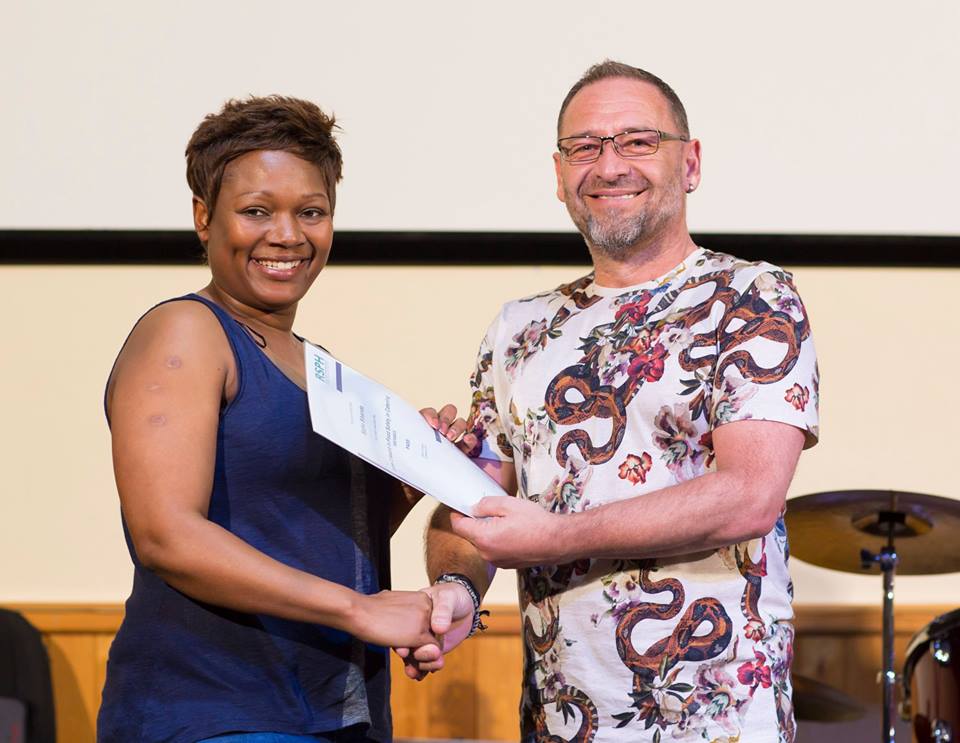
left=185, top=95, right=343, bottom=216
left=557, top=60, right=690, bottom=139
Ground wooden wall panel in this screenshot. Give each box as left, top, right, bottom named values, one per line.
left=11, top=605, right=122, bottom=743
left=791, top=604, right=938, bottom=707
left=3, top=603, right=952, bottom=742
left=473, top=634, right=523, bottom=741
left=44, top=634, right=98, bottom=743
left=390, top=640, right=478, bottom=739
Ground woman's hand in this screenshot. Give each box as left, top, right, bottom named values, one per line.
left=419, top=403, right=477, bottom=452
left=390, top=404, right=478, bottom=532
left=347, top=589, right=437, bottom=649
left=394, top=580, right=477, bottom=680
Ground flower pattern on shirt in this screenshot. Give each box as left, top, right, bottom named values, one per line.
left=467, top=249, right=819, bottom=742
left=784, top=384, right=810, bottom=412
left=618, top=453, right=653, bottom=485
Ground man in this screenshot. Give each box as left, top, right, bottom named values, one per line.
left=409, top=61, right=819, bottom=743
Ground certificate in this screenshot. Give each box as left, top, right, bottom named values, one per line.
left=304, top=342, right=507, bottom=514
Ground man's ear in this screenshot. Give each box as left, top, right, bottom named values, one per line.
left=684, top=139, right=702, bottom=192
left=192, top=197, right=211, bottom=246
left=553, top=152, right=566, bottom=203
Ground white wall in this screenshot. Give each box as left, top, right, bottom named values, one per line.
left=1, top=263, right=959, bottom=606
left=2, top=1, right=959, bottom=607
left=2, top=0, right=958, bottom=233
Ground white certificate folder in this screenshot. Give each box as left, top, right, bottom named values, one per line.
left=304, top=342, right=506, bottom=514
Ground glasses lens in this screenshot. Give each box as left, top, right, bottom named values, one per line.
left=614, top=130, right=660, bottom=157
left=559, top=138, right=602, bottom=162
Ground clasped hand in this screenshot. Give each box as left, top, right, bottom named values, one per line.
left=394, top=498, right=566, bottom=680
left=394, top=580, right=477, bottom=680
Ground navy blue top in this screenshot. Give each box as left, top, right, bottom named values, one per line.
left=97, top=295, right=393, bottom=743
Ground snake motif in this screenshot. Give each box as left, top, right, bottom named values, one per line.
left=531, top=686, right=599, bottom=743
left=545, top=364, right=628, bottom=466
left=545, top=274, right=605, bottom=311
left=545, top=269, right=809, bottom=467
left=774, top=683, right=797, bottom=742
left=735, top=537, right=767, bottom=637
left=615, top=567, right=732, bottom=686
left=674, top=271, right=810, bottom=383
left=521, top=560, right=590, bottom=655
left=520, top=559, right=601, bottom=741
left=524, top=596, right=560, bottom=656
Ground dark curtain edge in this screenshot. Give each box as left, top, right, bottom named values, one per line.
left=1, top=230, right=958, bottom=267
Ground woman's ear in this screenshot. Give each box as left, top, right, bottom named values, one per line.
left=192, top=197, right=211, bottom=246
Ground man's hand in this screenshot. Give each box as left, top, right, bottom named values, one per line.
left=451, top=496, right=563, bottom=568
left=394, top=581, right=476, bottom=680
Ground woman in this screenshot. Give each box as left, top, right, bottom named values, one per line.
left=98, top=96, right=461, bottom=743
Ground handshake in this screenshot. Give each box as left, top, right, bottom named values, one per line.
left=384, top=405, right=485, bottom=681
left=344, top=404, right=553, bottom=679
left=351, top=577, right=481, bottom=682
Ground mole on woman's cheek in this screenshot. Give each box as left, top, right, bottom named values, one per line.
left=166, top=356, right=183, bottom=369
left=149, top=414, right=167, bottom=427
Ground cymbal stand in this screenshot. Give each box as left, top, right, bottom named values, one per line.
left=861, top=516, right=900, bottom=743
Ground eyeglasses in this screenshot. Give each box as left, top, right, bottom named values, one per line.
left=556, top=129, right=689, bottom=163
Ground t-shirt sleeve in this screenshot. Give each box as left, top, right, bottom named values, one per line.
left=708, top=268, right=820, bottom=448
left=466, top=315, right=514, bottom=462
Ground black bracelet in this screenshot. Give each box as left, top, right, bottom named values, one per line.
left=433, top=572, right=489, bottom=637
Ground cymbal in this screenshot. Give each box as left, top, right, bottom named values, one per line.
left=785, top=490, right=960, bottom=575
left=792, top=673, right=865, bottom=722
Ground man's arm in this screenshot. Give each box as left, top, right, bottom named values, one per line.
left=397, top=456, right=515, bottom=679
left=451, top=419, right=804, bottom=567
left=427, top=455, right=514, bottom=585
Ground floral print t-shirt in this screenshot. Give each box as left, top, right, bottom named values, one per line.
left=467, top=248, right=819, bottom=743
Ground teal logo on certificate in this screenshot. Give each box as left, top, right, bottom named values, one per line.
left=313, top=353, right=328, bottom=384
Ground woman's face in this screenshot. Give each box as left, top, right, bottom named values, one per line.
left=194, top=149, right=333, bottom=312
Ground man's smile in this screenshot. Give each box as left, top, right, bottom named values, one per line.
left=581, top=181, right=649, bottom=202
left=588, top=192, right=642, bottom=200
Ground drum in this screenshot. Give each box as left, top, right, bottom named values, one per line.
left=902, top=608, right=960, bottom=743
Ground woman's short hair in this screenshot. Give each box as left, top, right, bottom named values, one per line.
left=185, top=95, right=343, bottom=216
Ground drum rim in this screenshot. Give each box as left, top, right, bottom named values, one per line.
left=902, top=606, right=960, bottom=699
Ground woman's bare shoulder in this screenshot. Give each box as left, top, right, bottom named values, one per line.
left=125, top=297, right=231, bottom=350
left=108, top=298, right=235, bottom=408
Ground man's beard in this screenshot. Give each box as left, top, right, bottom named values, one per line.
left=580, top=211, right=649, bottom=261
left=566, top=174, right=684, bottom=261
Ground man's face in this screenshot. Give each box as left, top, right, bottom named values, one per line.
left=554, top=78, right=700, bottom=260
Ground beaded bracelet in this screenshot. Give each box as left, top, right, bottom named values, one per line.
left=433, top=572, right=489, bottom=637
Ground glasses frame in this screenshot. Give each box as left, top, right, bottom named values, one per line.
left=556, top=129, right=690, bottom=164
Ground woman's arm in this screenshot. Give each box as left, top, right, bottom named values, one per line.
left=107, top=301, right=435, bottom=649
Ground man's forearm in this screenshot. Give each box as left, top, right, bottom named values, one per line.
left=562, top=469, right=775, bottom=561
left=426, top=505, right=496, bottom=596
left=562, top=422, right=805, bottom=562
left=451, top=421, right=805, bottom=568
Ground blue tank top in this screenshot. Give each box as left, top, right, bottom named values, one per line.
left=97, top=295, right=393, bottom=743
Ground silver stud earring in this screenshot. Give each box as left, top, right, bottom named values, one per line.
left=686, top=184, right=696, bottom=193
